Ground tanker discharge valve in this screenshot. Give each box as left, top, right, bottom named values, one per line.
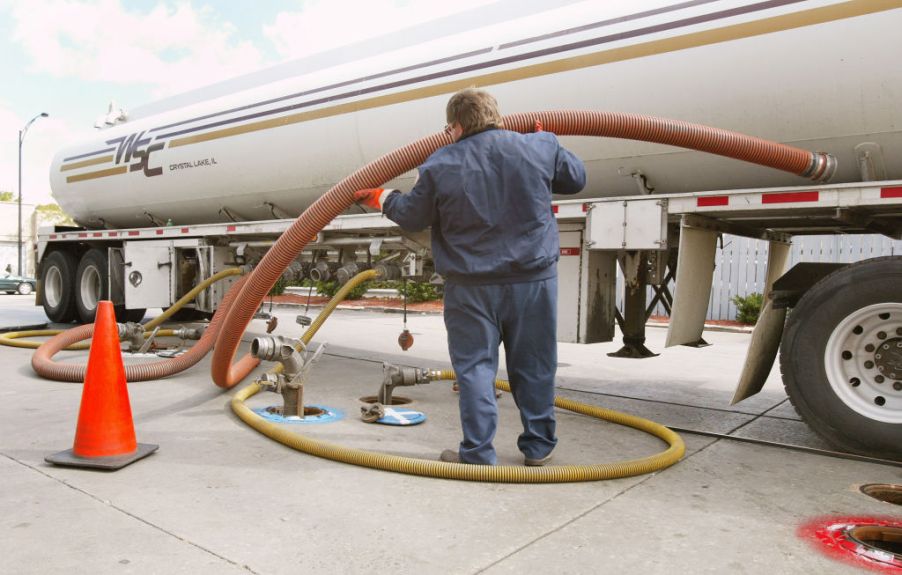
left=251, top=336, right=326, bottom=419
left=377, top=363, right=439, bottom=405
left=360, top=363, right=439, bottom=423
left=117, top=322, right=147, bottom=352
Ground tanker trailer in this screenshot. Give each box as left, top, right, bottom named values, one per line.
left=38, top=0, right=902, bottom=457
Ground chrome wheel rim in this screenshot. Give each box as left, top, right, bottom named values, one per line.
left=79, top=265, right=102, bottom=314
left=45, top=267, right=63, bottom=308
left=825, top=302, right=902, bottom=424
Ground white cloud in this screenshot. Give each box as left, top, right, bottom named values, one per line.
left=9, top=0, right=265, bottom=97
left=263, top=0, right=495, bottom=60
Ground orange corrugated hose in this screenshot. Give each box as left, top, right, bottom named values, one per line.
left=32, top=275, right=254, bottom=382
left=210, top=110, right=835, bottom=388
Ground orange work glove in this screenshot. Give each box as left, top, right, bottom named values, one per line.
left=354, top=188, right=396, bottom=210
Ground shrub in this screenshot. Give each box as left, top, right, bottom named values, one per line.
left=292, top=277, right=442, bottom=302
left=268, top=276, right=288, bottom=296
left=731, top=292, right=764, bottom=325
left=397, top=280, right=441, bottom=303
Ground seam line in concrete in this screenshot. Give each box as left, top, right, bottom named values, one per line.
left=724, top=397, right=790, bottom=436
left=1, top=452, right=262, bottom=575
left=471, top=474, right=658, bottom=574
left=472, top=436, right=724, bottom=574
left=557, top=385, right=794, bottom=420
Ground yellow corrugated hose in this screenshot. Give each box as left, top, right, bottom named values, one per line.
left=0, top=268, right=243, bottom=350
left=0, top=328, right=181, bottom=351
left=231, top=270, right=686, bottom=483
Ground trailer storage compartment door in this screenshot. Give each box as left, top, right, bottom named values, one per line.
left=123, top=241, right=174, bottom=309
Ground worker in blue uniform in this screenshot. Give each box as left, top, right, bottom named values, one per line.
left=355, top=89, right=586, bottom=465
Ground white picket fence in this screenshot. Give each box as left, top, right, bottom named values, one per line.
left=626, top=234, right=902, bottom=321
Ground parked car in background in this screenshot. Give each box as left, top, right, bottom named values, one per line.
left=0, top=272, right=36, bottom=295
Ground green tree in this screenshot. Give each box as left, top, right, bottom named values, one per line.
left=35, top=203, right=76, bottom=226
left=0, top=191, right=15, bottom=202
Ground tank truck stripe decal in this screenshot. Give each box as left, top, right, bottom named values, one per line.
left=65, top=166, right=128, bottom=183
left=148, top=0, right=721, bottom=136
left=148, top=48, right=495, bottom=135
left=62, top=147, right=116, bottom=163
left=59, top=155, right=115, bottom=172
left=499, top=0, right=722, bottom=50
left=160, top=0, right=813, bottom=143
left=161, top=0, right=900, bottom=150
left=56, top=0, right=902, bottom=177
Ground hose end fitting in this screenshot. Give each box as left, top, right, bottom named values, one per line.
left=802, top=152, right=838, bottom=183
left=378, top=363, right=431, bottom=404
left=250, top=335, right=303, bottom=378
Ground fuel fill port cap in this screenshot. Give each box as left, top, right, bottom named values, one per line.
left=374, top=407, right=426, bottom=426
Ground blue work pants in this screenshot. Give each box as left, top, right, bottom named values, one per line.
left=443, top=276, right=558, bottom=465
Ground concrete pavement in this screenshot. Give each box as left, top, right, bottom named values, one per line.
left=1, top=295, right=899, bottom=574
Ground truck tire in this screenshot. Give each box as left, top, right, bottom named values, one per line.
left=74, top=249, right=147, bottom=324
left=41, top=250, right=78, bottom=323
left=780, top=256, right=902, bottom=459
left=74, top=249, right=109, bottom=324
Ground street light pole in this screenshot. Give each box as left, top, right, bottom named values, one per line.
left=17, top=112, right=49, bottom=276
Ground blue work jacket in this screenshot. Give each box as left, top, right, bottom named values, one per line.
left=382, top=128, right=586, bottom=285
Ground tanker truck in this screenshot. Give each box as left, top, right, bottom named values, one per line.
left=39, top=0, right=902, bottom=459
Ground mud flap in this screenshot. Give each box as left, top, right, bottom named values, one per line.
left=665, top=225, right=717, bottom=347
left=731, top=239, right=791, bottom=404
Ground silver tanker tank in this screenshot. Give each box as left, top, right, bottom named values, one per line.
left=50, top=0, right=902, bottom=229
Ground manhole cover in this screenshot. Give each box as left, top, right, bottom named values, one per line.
left=358, top=395, right=412, bottom=405
left=861, top=483, right=902, bottom=506
left=799, top=516, right=902, bottom=571
left=846, top=525, right=902, bottom=559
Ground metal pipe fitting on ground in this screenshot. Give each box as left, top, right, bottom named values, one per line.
left=172, top=326, right=204, bottom=340
left=251, top=336, right=303, bottom=378
left=118, top=322, right=146, bottom=350
left=251, top=336, right=329, bottom=418
left=31, top=274, right=252, bottom=383
left=377, top=363, right=431, bottom=405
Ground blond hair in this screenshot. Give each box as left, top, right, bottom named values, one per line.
left=446, top=88, right=503, bottom=137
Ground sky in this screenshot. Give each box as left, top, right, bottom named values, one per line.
left=0, top=0, right=499, bottom=207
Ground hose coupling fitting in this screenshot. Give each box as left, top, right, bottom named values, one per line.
left=336, top=262, right=368, bottom=286
left=802, top=151, right=838, bottom=182
left=173, top=326, right=203, bottom=340
left=250, top=336, right=303, bottom=382
left=251, top=337, right=327, bottom=419
left=378, top=363, right=431, bottom=405
left=117, top=322, right=146, bottom=350
left=255, top=372, right=280, bottom=393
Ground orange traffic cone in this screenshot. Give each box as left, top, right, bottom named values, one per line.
left=46, top=301, right=158, bottom=470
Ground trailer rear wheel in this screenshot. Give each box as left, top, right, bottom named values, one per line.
left=780, top=256, right=902, bottom=459
left=75, top=249, right=146, bottom=324
left=75, top=249, right=108, bottom=324
left=41, top=250, right=78, bottom=323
